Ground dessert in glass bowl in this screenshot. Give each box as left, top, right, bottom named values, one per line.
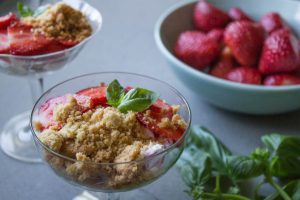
left=0, top=0, right=102, bottom=163
left=31, top=72, right=191, bottom=200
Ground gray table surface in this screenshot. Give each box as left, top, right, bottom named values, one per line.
left=1, top=0, right=300, bottom=199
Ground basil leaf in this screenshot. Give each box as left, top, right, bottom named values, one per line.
left=262, top=134, right=285, bottom=153
left=190, top=126, right=232, bottom=174
left=227, top=155, right=265, bottom=180
left=33, top=5, right=49, bottom=17
left=17, top=2, right=33, bottom=17
left=117, top=88, right=159, bottom=113
left=270, top=137, right=300, bottom=179
left=106, top=79, right=125, bottom=107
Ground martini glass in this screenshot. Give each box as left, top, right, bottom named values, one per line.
left=0, top=0, right=102, bottom=163
left=30, top=72, right=191, bottom=199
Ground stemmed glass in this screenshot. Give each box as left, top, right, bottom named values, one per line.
left=30, top=72, right=191, bottom=200
left=0, top=0, right=102, bottom=163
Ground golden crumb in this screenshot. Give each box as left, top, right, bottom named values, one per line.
left=23, top=2, right=92, bottom=42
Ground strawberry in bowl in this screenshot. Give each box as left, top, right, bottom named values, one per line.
left=155, top=0, right=300, bottom=114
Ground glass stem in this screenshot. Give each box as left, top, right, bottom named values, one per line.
left=106, top=193, right=120, bottom=200
left=28, top=77, right=44, bottom=105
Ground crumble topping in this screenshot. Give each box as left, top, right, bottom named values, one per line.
left=23, top=2, right=92, bottom=42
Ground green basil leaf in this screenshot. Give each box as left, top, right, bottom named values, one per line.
left=33, top=5, right=49, bottom=17
left=117, top=88, right=159, bottom=113
left=270, top=137, right=300, bottom=179
left=106, top=79, right=125, bottom=107
left=190, top=125, right=232, bottom=174
left=262, top=134, right=285, bottom=153
left=227, top=155, right=265, bottom=180
left=17, top=2, right=33, bottom=17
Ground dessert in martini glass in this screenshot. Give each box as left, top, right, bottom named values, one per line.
left=31, top=72, right=191, bottom=200
left=0, top=0, right=102, bottom=163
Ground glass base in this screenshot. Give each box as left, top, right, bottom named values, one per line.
left=0, top=111, right=41, bottom=163
left=74, top=189, right=159, bottom=200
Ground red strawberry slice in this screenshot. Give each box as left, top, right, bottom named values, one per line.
left=76, top=86, right=107, bottom=107
left=264, top=74, right=300, bottom=86
left=224, top=21, right=265, bottom=66
left=193, top=0, right=231, bottom=32
left=38, top=94, right=94, bottom=129
left=259, top=28, right=299, bottom=74
left=228, top=7, right=253, bottom=22
left=137, top=99, right=184, bottom=141
left=8, top=22, right=66, bottom=55
left=0, top=29, right=9, bottom=54
left=0, top=13, right=17, bottom=29
left=174, top=31, right=221, bottom=70
left=59, top=40, right=79, bottom=48
left=260, top=12, right=288, bottom=34
left=210, top=46, right=235, bottom=79
left=226, top=66, right=261, bottom=85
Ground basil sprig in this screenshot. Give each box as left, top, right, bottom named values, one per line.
left=178, top=125, right=300, bottom=200
left=106, top=79, right=159, bottom=113
left=17, top=2, right=48, bottom=18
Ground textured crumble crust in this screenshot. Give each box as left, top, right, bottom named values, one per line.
left=23, top=2, right=92, bottom=42
left=39, top=96, right=160, bottom=163
left=37, top=94, right=187, bottom=188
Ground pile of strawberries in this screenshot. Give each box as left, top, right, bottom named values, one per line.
left=174, top=0, right=300, bottom=86
left=0, top=13, right=76, bottom=56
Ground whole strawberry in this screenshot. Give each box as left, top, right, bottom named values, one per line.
left=260, top=12, right=287, bottom=34
left=174, top=31, right=221, bottom=70
left=228, top=7, right=253, bottom=22
left=193, top=0, right=231, bottom=32
left=210, top=46, right=235, bottom=79
left=226, top=66, right=261, bottom=85
left=207, top=29, right=224, bottom=43
left=264, top=74, right=300, bottom=86
left=224, top=21, right=264, bottom=66
left=259, top=28, right=299, bottom=74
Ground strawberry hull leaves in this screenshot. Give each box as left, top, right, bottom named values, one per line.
left=178, top=125, right=300, bottom=200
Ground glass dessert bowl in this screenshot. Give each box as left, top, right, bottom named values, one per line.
left=0, top=0, right=102, bottom=163
left=30, top=72, right=191, bottom=199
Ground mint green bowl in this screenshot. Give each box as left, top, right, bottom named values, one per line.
left=154, top=0, right=300, bottom=115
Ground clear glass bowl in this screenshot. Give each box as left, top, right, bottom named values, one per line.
left=0, top=0, right=102, bottom=163
left=30, top=72, right=191, bottom=199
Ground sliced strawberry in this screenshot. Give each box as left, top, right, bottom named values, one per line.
left=259, top=28, right=299, bottom=74
left=226, top=66, right=261, bottom=85
left=0, top=13, right=17, bottom=29
left=38, top=94, right=94, bottom=129
left=8, top=22, right=66, bottom=55
left=59, top=40, right=79, bottom=48
left=174, top=31, right=221, bottom=70
left=264, top=74, right=300, bottom=86
left=0, top=29, right=9, bottom=54
left=193, top=0, right=231, bottom=32
left=137, top=99, right=184, bottom=141
left=210, top=46, right=235, bottom=79
left=76, top=86, right=107, bottom=107
left=228, top=7, right=253, bottom=22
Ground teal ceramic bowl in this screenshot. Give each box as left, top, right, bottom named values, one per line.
left=154, top=0, right=300, bottom=115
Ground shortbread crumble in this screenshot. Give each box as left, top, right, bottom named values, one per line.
left=23, top=2, right=92, bottom=42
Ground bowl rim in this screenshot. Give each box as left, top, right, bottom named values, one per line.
left=0, top=0, right=102, bottom=59
left=154, top=0, right=300, bottom=91
left=30, top=71, right=192, bottom=166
